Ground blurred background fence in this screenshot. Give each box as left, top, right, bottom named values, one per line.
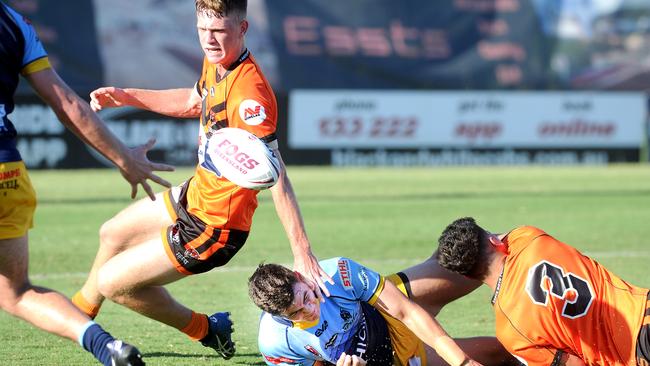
left=10, top=0, right=650, bottom=167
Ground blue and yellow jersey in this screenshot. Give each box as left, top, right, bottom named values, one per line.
left=0, top=2, right=50, bottom=162
left=258, top=257, right=386, bottom=365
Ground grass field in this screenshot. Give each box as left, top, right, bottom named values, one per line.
left=2, top=165, right=650, bottom=365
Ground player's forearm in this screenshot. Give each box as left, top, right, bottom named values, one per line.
left=26, top=67, right=131, bottom=169
left=120, top=88, right=200, bottom=118
left=53, top=90, right=132, bottom=169
left=270, top=171, right=312, bottom=258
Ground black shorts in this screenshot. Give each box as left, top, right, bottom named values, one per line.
left=345, top=302, right=393, bottom=366
left=162, top=180, right=248, bottom=275
left=636, top=292, right=650, bottom=365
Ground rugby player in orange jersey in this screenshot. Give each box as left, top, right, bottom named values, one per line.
left=436, top=217, right=650, bottom=366
left=70, top=0, right=333, bottom=359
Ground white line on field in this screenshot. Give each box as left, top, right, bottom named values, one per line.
left=28, top=251, right=650, bottom=280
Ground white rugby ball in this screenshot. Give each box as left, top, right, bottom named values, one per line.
left=204, top=127, right=282, bottom=190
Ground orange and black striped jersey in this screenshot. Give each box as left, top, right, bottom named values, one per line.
left=190, top=50, right=277, bottom=230
left=493, top=226, right=648, bottom=366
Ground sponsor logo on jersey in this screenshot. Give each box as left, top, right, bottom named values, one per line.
left=358, top=268, right=369, bottom=291
left=0, top=179, right=19, bottom=190
left=183, top=246, right=200, bottom=260
left=338, top=259, right=353, bottom=290
left=0, top=168, right=20, bottom=181
left=170, top=226, right=181, bottom=245
left=340, top=309, right=353, bottom=331
left=340, top=309, right=352, bottom=321
left=324, top=333, right=338, bottom=349
left=239, top=99, right=266, bottom=126
left=262, top=354, right=298, bottom=364
left=315, top=320, right=328, bottom=337
left=304, top=345, right=321, bottom=357
left=175, top=252, right=189, bottom=266
left=353, top=319, right=368, bottom=360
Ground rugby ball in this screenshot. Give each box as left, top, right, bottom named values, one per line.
left=203, top=127, right=282, bottom=190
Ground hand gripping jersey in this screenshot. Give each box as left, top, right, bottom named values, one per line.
left=191, top=50, right=277, bottom=230
left=493, top=226, right=649, bottom=366
left=258, top=258, right=390, bottom=366
left=0, top=3, right=50, bottom=163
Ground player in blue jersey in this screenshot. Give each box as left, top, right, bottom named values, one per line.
left=249, top=257, right=513, bottom=366
left=0, top=2, right=173, bottom=365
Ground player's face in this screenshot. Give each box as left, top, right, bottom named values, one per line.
left=283, top=281, right=321, bottom=322
left=196, top=11, right=248, bottom=66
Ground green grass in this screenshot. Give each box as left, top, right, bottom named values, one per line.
left=2, top=165, right=650, bottom=365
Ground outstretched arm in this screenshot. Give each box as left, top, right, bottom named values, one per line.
left=25, top=67, right=174, bottom=199
left=89, top=85, right=202, bottom=118
left=373, top=280, right=482, bottom=366
left=269, top=149, right=333, bottom=300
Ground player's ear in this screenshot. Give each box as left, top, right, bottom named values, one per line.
left=240, top=19, right=248, bottom=35
left=295, top=271, right=317, bottom=291
left=488, top=234, right=508, bottom=254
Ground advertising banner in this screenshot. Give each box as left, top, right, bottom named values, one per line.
left=289, top=90, right=646, bottom=149
left=268, top=0, right=650, bottom=92
left=13, top=101, right=198, bottom=169
left=8, top=0, right=650, bottom=93
left=267, top=0, right=548, bottom=90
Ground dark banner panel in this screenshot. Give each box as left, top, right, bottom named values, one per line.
left=267, top=0, right=650, bottom=91
left=267, top=0, right=550, bottom=90
left=8, top=0, right=104, bottom=95
left=8, top=1, right=650, bottom=92
left=13, top=95, right=198, bottom=169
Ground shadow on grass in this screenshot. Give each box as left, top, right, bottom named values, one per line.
left=144, top=352, right=265, bottom=365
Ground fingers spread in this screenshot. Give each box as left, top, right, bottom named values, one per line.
left=142, top=181, right=155, bottom=200
left=144, top=138, right=156, bottom=150
left=321, top=270, right=335, bottom=285
left=148, top=174, right=172, bottom=188
left=314, top=276, right=329, bottom=299
left=130, top=183, right=137, bottom=199
left=151, top=163, right=175, bottom=172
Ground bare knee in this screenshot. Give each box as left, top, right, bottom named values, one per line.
left=98, top=219, right=129, bottom=253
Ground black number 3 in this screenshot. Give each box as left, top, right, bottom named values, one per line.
left=525, top=261, right=594, bottom=318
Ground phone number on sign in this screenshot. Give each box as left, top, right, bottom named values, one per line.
left=319, top=116, right=419, bottom=138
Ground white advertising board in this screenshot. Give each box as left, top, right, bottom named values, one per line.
left=289, top=90, right=646, bottom=149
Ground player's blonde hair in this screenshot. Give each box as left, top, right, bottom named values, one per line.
left=195, top=0, right=247, bottom=21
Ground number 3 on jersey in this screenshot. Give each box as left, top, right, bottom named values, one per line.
left=525, top=260, right=594, bottom=319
